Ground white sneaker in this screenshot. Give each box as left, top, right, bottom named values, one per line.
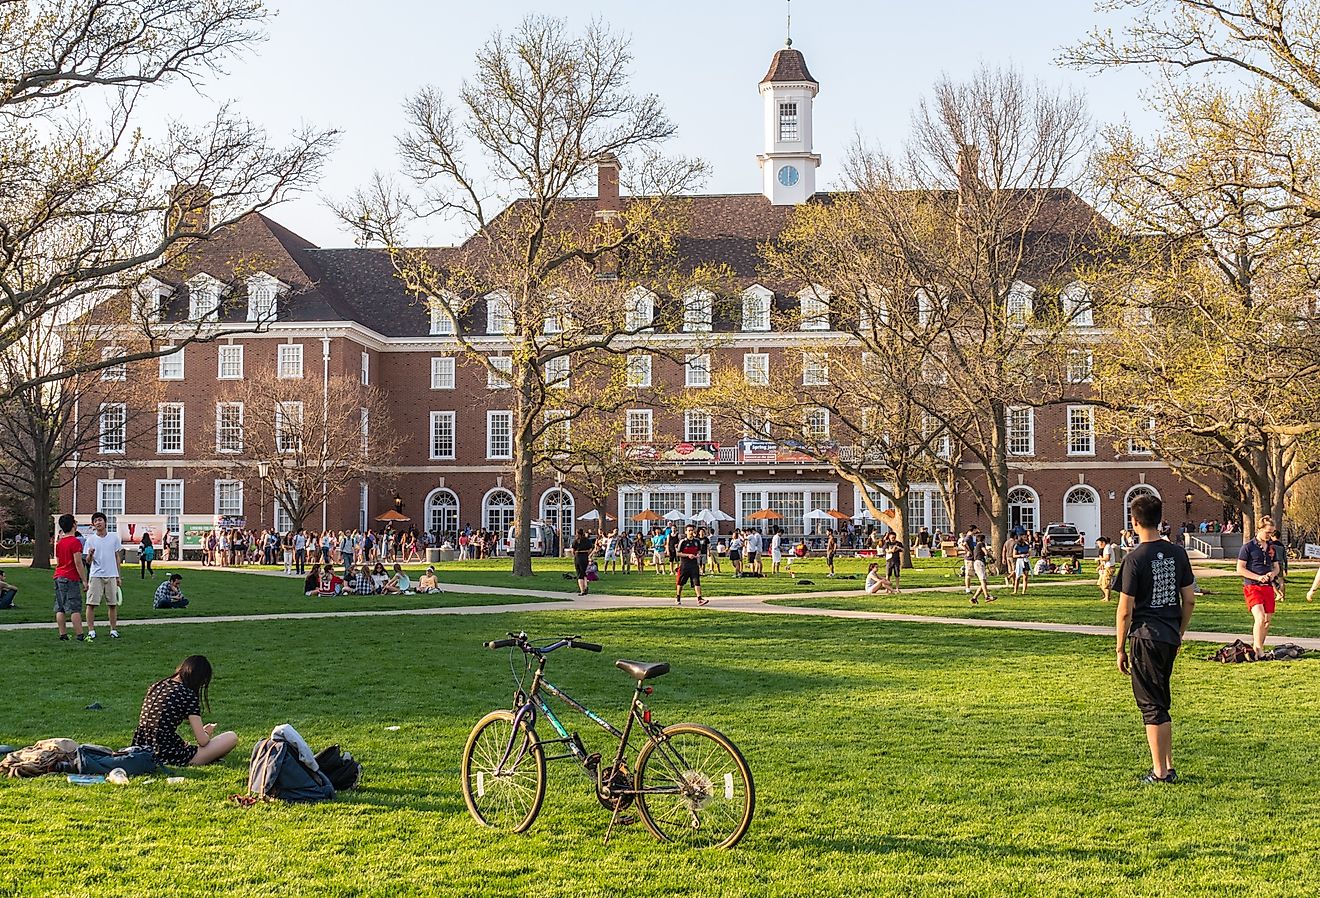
left=110, top=630, right=120, bottom=639
left=86, top=630, right=97, bottom=640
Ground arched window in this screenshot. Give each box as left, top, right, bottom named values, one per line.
left=1124, top=485, right=1161, bottom=530
left=483, top=488, right=517, bottom=536
left=1005, top=280, right=1035, bottom=323
left=1007, top=486, right=1040, bottom=535
left=424, top=488, right=459, bottom=540
left=540, top=488, right=576, bottom=552
left=1063, top=485, right=1100, bottom=545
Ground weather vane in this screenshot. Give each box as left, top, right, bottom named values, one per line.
left=786, top=0, right=793, bottom=46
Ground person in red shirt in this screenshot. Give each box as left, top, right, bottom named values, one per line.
left=675, top=524, right=707, bottom=606
left=53, top=513, right=88, bottom=641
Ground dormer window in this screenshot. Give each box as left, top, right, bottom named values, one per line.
left=430, top=304, right=456, bottom=336
left=683, top=289, right=713, bottom=332
left=741, top=285, right=772, bottom=332
left=137, top=279, right=168, bottom=324
left=779, top=102, right=799, bottom=142
left=1006, top=281, right=1035, bottom=324
left=485, top=290, right=514, bottom=335
left=246, top=274, right=280, bottom=323
left=187, top=275, right=224, bottom=322
left=799, top=285, right=830, bottom=330
left=624, top=287, right=655, bottom=332
left=1062, top=281, right=1094, bottom=327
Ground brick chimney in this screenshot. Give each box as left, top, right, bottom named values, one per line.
left=166, top=183, right=213, bottom=239
left=594, top=154, right=622, bottom=279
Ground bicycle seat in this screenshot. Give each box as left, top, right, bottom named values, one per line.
left=615, top=660, right=669, bottom=681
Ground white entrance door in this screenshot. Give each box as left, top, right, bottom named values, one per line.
left=1062, top=486, right=1101, bottom=547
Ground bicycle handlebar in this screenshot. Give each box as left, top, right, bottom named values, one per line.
left=484, top=638, right=518, bottom=650
left=483, top=632, right=602, bottom=654
left=568, top=639, right=602, bottom=653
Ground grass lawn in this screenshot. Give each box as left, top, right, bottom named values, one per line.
left=774, top=573, right=1320, bottom=640
left=0, top=564, right=562, bottom=626
left=2, top=608, right=1318, bottom=897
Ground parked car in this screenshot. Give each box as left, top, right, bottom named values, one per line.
left=1041, top=523, right=1085, bottom=560
left=503, top=520, right=558, bottom=557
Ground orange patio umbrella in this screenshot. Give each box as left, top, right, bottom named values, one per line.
left=631, top=509, right=663, bottom=522
left=375, top=509, right=411, bottom=522
left=826, top=509, right=851, bottom=521
left=748, top=509, right=783, bottom=520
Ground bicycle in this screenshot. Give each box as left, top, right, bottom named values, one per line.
left=461, top=632, right=755, bottom=849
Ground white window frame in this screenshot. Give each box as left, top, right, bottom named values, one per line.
left=1005, top=281, right=1035, bottom=323
left=778, top=101, right=799, bottom=142
left=157, top=402, right=184, bottom=454
left=97, top=480, right=125, bottom=531
left=545, top=354, right=570, bottom=389
left=684, top=409, right=712, bottom=443
left=277, top=344, right=304, bottom=379
left=155, top=479, right=184, bottom=536
left=487, top=355, right=513, bottom=390
left=624, top=287, right=655, bottom=332
left=741, top=286, right=772, bottom=332
left=804, top=407, right=831, bottom=442
left=626, top=409, right=653, bottom=443
left=1066, top=349, right=1093, bottom=384
left=486, top=410, right=513, bottom=460
left=158, top=345, right=184, bottom=380
left=682, top=288, right=713, bottom=332
left=1062, top=281, right=1094, bottom=327
left=685, top=353, right=711, bottom=388
left=214, top=480, right=244, bottom=518
left=1067, top=405, right=1096, bottom=456
left=275, top=401, right=303, bottom=454
left=743, top=352, right=769, bottom=386
left=246, top=275, right=279, bottom=322
left=99, top=403, right=126, bottom=454
left=216, top=402, right=244, bottom=453
left=218, top=344, right=244, bottom=380
left=799, top=286, right=830, bottom=331
left=1006, top=406, right=1035, bottom=457
left=626, top=354, right=652, bottom=388
left=544, top=409, right=571, bottom=454
left=430, top=356, right=456, bottom=390
left=485, top=290, right=515, bottom=335
left=802, top=352, right=829, bottom=386
left=1128, top=418, right=1156, bottom=456
left=100, top=347, right=127, bottom=381
left=429, top=411, right=456, bottom=460
left=188, top=277, right=222, bottom=322
left=360, top=407, right=369, bottom=456
left=430, top=302, right=456, bottom=336
left=360, top=351, right=370, bottom=385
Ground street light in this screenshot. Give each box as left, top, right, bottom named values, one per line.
left=258, top=461, right=270, bottom=528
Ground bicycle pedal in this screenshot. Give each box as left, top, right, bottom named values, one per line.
left=584, top=752, right=601, bottom=771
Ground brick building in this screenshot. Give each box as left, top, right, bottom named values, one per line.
left=63, top=43, right=1201, bottom=549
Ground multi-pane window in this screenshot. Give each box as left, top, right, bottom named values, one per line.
left=1005, top=281, right=1035, bottom=323
left=157, top=403, right=184, bottom=454
left=275, top=493, right=296, bottom=534
left=684, top=410, right=712, bottom=443
left=802, top=352, right=829, bottom=386
left=625, top=289, right=654, bottom=331
left=216, top=402, right=244, bottom=453
left=215, top=480, right=243, bottom=517
left=360, top=408, right=369, bottom=455
left=100, top=347, right=127, bottom=381
left=277, top=344, right=303, bottom=379
left=97, top=480, right=125, bottom=531
left=486, top=291, right=515, bottom=334
left=626, top=354, right=652, bottom=388
left=275, top=401, right=303, bottom=453
left=487, top=355, right=513, bottom=389
left=922, top=412, right=951, bottom=459
left=218, top=345, right=243, bottom=379
left=1062, top=282, right=1094, bottom=327
left=543, top=410, right=571, bottom=454
left=430, top=356, right=455, bottom=390
left=545, top=354, right=570, bottom=389
left=487, top=410, right=513, bottom=459
left=799, top=287, right=829, bottom=330
left=778, top=101, right=799, bottom=141
left=1066, top=349, right=1093, bottom=384
left=189, top=283, right=220, bottom=322
left=429, top=411, right=456, bottom=460
left=1067, top=405, right=1096, bottom=456
left=626, top=409, right=653, bottom=443
left=430, top=304, right=456, bottom=335
left=1006, top=407, right=1035, bottom=456
left=99, top=404, right=126, bottom=454
left=685, top=354, right=711, bottom=388
left=743, top=353, right=769, bottom=386
left=1128, top=418, right=1156, bottom=455
left=804, top=407, right=830, bottom=441
left=159, top=346, right=184, bottom=380
left=247, top=278, right=278, bottom=322
left=742, top=288, right=771, bottom=331
left=683, top=289, right=713, bottom=332
left=361, top=351, right=370, bottom=385
left=155, top=480, right=183, bottom=536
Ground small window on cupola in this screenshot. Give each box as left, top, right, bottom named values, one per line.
left=779, top=102, right=799, bottom=141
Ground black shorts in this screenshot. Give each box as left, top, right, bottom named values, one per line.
left=886, top=557, right=901, bottom=579
left=1130, top=637, right=1178, bottom=726
left=574, top=554, right=589, bottom=578
left=676, top=563, right=701, bottom=587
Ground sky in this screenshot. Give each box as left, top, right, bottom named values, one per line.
left=140, top=0, right=1158, bottom=248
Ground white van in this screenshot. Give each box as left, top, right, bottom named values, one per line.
left=504, top=520, right=557, bottom=557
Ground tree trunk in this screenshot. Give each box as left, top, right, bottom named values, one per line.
left=511, top=407, right=535, bottom=577
left=891, top=483, right=912, bottom=569
left=30, top=480, right=52, bottom=568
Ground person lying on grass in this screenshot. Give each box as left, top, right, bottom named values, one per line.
left=132, top=655, right=237, bottom=766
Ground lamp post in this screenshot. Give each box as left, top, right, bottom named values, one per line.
left=1184, top=491, right=1194, bottom=516
left=258, top=461, right=270, bottom=528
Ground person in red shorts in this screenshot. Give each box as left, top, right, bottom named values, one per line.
left=1236, top=523, right=1280, bottom=657
left=675, top=524, right=706, bottom=606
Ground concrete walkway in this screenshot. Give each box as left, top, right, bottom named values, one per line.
left=3, top=573, right=1316, bottom=650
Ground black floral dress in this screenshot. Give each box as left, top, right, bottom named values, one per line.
left=132, top=678, right=201, bottom=765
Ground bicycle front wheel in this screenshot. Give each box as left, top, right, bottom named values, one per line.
left=634, top=723, right=754, bottom=849
left=461, top=710, right=546, bottom=833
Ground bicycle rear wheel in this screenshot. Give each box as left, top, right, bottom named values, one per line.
left=461, top=710, right=546, bottom=833
left=634, top=723, right=754, bottom=849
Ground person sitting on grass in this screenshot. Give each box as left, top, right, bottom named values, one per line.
left=303, top=564, right=322, bottom=596
left=152, top=573, right=189, bottom=609
left=316, top=568, right=345, bottom=597
left=370, top=562, right=389, bottom=592
left=351, top=565, right=377, bottom=596
left=0, top=569, right=17, bottom=609
left=1059, top=557, right=1081, bottom=576
left=417, top=566, right=442, bottom=593
left=864, top=562, right=895, bottom=595
left=382, top=563, right=411, bottom=594
left=133, top=655, right=238, bottom=767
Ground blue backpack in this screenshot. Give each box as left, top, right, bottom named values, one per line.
left=247, top=738, right=335, bottom=803
left=72, top=744, right=160, bottom=777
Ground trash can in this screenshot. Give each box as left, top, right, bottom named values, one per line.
left=426, top=548, right=441, bottom=564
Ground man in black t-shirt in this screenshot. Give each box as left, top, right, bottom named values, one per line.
left=675, top=524, right=706, bottom=606
left=1115, top=494, right=1196, bottom=785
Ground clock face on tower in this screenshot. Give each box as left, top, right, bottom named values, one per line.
left=777, top=165, right=800, bottom=187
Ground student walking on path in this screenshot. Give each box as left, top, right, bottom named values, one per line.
left=1115, top=493, right=1196, bottom=785
left=675, top=524, right=707, bottom=606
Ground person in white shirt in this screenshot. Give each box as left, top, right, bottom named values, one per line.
left=1096, top=535, right=1117, bottom=603
left=746, top=530, right=763, bottom=574
left=769, top=527, right=784, bottom=574
left=83, top=511, right=124, bottom=639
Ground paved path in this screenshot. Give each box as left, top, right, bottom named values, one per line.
left=3, top=574, right=1317, bottom=650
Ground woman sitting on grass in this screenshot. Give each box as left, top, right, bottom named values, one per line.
left=864, top=562, right=896, bottom=595
left=417, top=566, right=442, bottom=593
left=382, top=563, right=411, bottom=594
left=303, top=564, right=322, bottom=596
left=370, top=562, right=389, bottom=592
left=132, top=655, right=237, bottom=766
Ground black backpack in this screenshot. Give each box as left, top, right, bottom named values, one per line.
left=314, top=745, right=362, bottom=792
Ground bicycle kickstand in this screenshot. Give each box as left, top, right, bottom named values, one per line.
left=602, top=801, right=636, bottom=845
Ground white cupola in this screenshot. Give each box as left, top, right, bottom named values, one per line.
left=757, top=43, right=821, bottom=205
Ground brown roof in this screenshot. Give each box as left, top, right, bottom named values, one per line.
left=761, top=47, right=817, bottom=85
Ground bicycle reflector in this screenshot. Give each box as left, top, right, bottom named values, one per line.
left=643, top=708, right=652, bottom=724
left=643, top=686, right=653, bottom=695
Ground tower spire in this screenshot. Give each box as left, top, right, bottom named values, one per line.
left=786, top=0, right=792, bottom=46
